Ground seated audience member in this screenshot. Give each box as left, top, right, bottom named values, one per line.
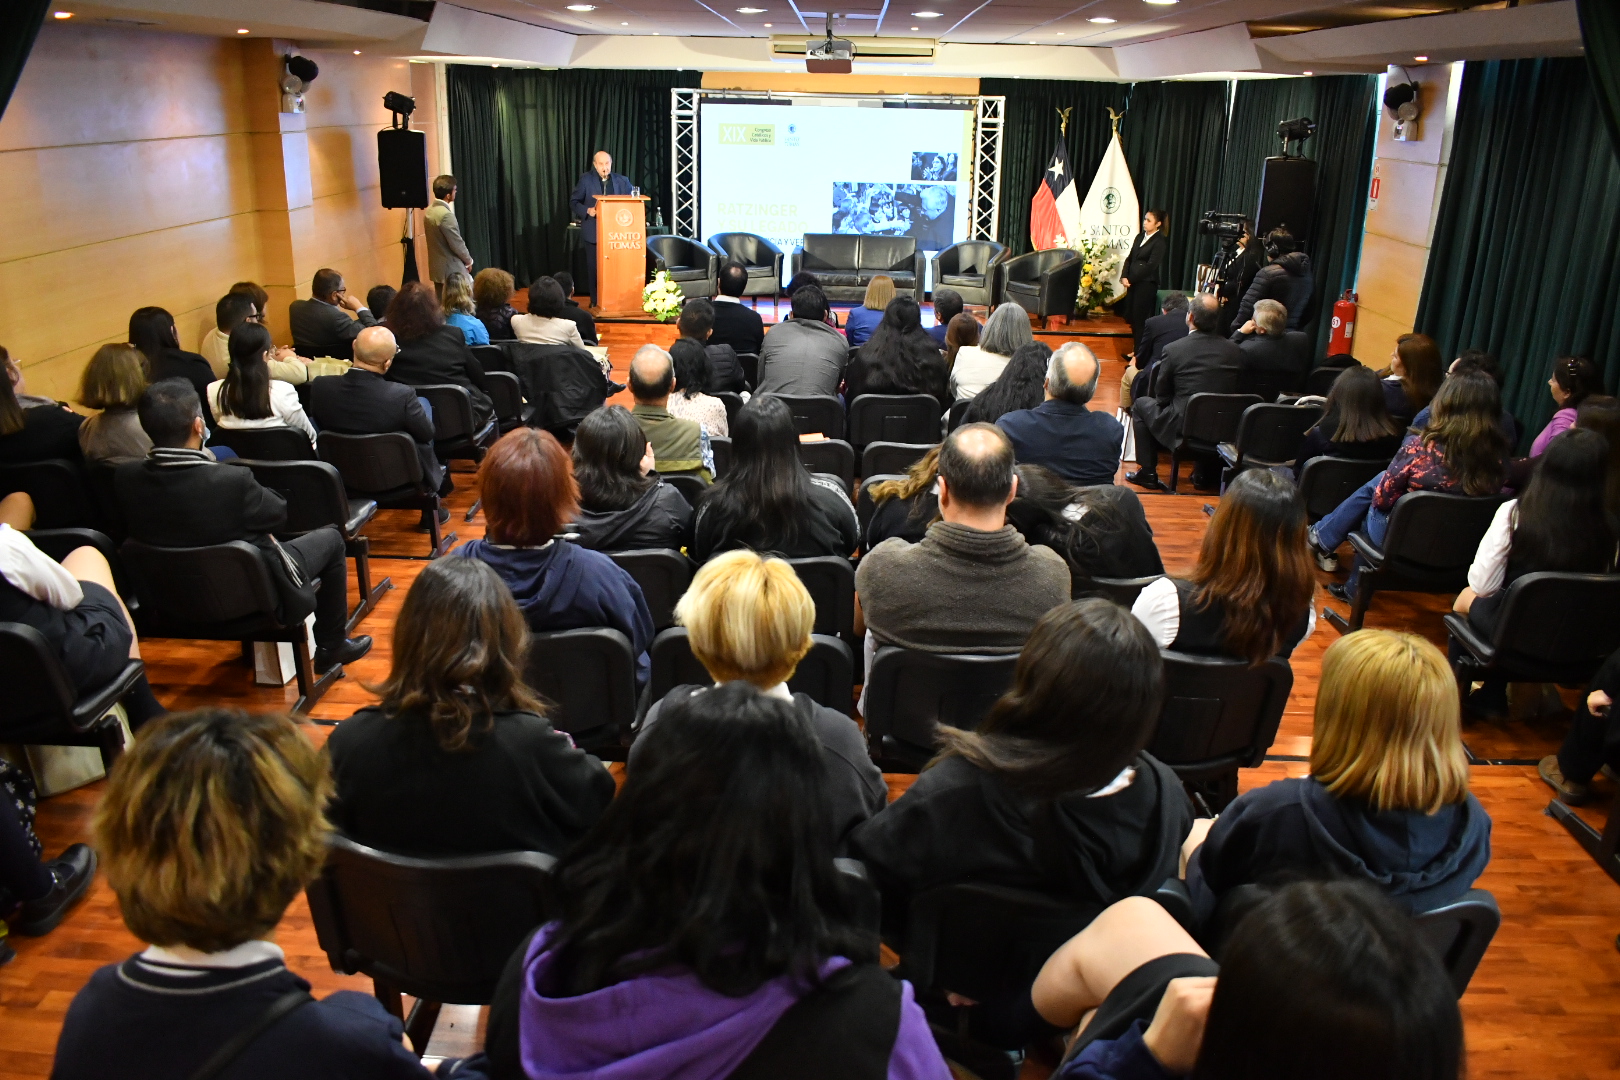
left=691, top=395, right=856, bottom=562
left=1032, top=882, right=1462, bottom=1080
left=0, top=754, right=95, bottom=945
left=456, top=682, right=952, bottom=1080
left=511, top=276, right=587, bottom=348
left=569, top=404, right=692, bottom=551
left=116, top=379, right=370, bottom=672
left=1132, top=469, right=1314, bottom=660
left=858, top=423, right=1069, bottom=655
left=129, top=306, right=216, bottom=427
left=4, top=346, right=59, bottom=410
left=551, top=271, right=598, bottom=345
left=1007, top=465, right=1165, bottom=582
left=630, top=344, right=711, bottom=481
left=997, top=342, right=1123, bottom=487
left=328, top=557, right=615, bottom=857
left=1530, top=355, right=1600, bottom=457
left=1126, top=293, right=1242, bottom=491
left=1381, top=332, right=1444, bottom=424
left=677, top=297, right=746, bottom=392
left=51, top=708, right=435, bottom=1080
left=453, top=428, right=653, bottom=683
left=785, top=271, right=841, bottom=327
left=951, top=301, right=1033, bottom=401
left=288, top=267, right=379, bottom=361
left=308, top=326, right=449, bottom=517
left=850, top=600, right=1192, bottom=1035
left=845, top=275, right=894, bottom=349
left=365, top=284, right=397, bottom=321
left=757, top=284, right=848, bottom=398
left=201, top=293, right=315, bottom=384
left=928, top=287, right=964, bottom=349
left=205, top=323, right=319, bottom=446
left=845, top=296, right=952, bottom=408
left=666, top=336, right=729, bottom=436
left=944, top=310, right=981, bottom=370
left=1230, top=298, right=1310, bottom=391
left=1184, top=630, right=1489, bottom=926
left=1312, top=370, right=1509, bottom=600
left=77, top=344, right=152, bottom=466
left=1578, top=396, right=1620, bottom=517
left=1544, top=646, right=1620, bottom=804
left=472, top=267, right=518, bottom=341
left=961, top=341, right=1050, bottom=426
left=0, top=351, right=82, bottom=465
left=1120, top=292, right=1190, bottom=410
left=1233, top=227, right=1313, bottom=331
left=709, top=261, right=767, bottom=357
left=1293, top=362, right=1404, bottom=475
left=441, top=270, right=490, bottom=346
left=384, top=281, right=495, bottom=429
left=632, top=550, right=885, bottom=841
left=864, top=444, right=943, bottom=549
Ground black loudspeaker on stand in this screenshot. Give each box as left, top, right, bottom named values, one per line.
left=378, top=128, right=429, bottom=209
left=1255, top=156, right=1316, bottom=244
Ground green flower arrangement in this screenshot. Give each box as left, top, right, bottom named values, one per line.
left=642, top=270, right=685, bottom=321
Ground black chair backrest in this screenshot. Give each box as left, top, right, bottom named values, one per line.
left=120, top=539, right=281, bottom=626
left=649, top=234, right=710, bottom=269
left=1379, top=492, right=1507, bottom=574
left=508, top=342, right=609, bottom=439
left=485, top=370, right=524, bottom=429
left=305, top=834, right=555, bottom=1005
left=1298, top=455, right=1388, bottom=522
left=208, top=426, right=316, bottom=462
left=1304, top=364, right=1347, bottom=397
left=856, top=473, right=904, bottom=540
left=320, top=431, right=425, bottom=495
left=1483, top=572, right=1620, bottom=669
left=861, top=441, right=935, bottom=479
left=0, top=459, right=98, bottom=529
left=707, top=232, right=783, bottom=266
left=863, top=647, right=1019, bottom=756
left=1231, top=403, right=1323, bottom=465
left=847, top=394, right=942, bottom=448
left=710, top=435, right=732, bottom=478
left=715, top=391, right=746, bottom=427
left=736, top=354, right=760, bottom=389
left=1181, top=393, right=1263, bottom=447
left=524, top=627, right=637, bottom=747
left=799, top=439, right=855, bottom=492
left=0, top=622, right=81, bottom=726
left=769, top=394, right=846, bottom=441
left=646, top=628, right=855, bottom=715
left=604, top=548, right=692, bottom=631
left=1413, top=888, right=1501, bottom=996
left=663, top=472, right=707, bottom=507
left=417, top=384, right=478, bottom=442
left=946, top=398, right=972, bottom=432
left=1071, top=573, right=1163, bottom=606
left=470, top=343, right=511, bottom=373
left=1149, top=650, right=1293, bottom=778
left=787, top=556, right=856, bottom=641
left=233, top=460, right=349, bottom=536
left=1238, top=366, right=1301, bottom=403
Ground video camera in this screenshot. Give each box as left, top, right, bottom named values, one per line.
left=1198, top=211, right=1247, bottom=241
left=1196, top=211, right=1248, bottom=293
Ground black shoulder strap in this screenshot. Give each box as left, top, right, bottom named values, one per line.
left=725, top=963, right=901, bottom=1080
left=187, top=987, right=314, bottom=1080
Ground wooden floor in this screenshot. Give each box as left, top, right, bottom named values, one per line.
left=4, top=342, right=1620, bottom=1078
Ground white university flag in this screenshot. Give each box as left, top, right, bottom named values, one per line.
left=1077, top=131, right=1140, bottom=295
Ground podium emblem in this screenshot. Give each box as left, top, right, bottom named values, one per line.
left=615, top=207, right=634, bottom=227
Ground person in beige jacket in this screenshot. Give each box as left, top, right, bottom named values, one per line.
left=425, top=174, right=473, bottom=299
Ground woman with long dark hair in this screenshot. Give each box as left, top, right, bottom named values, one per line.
left=961, top=341, right=1052, bottom=426
left=1380, top=332, right=1444, bottom=423
left=0, top=346, right=83, bottom=465
left=1132, top=469, right=1315, bottom=662
left=691, top=395, right=857, bottom=562
left=569, top=404, right=692, bottom=551
left=384, top=281, right=494, bottom=427
left=205, top=323, right=317, bottom=444
left=328, top=557, right=614, bottom=857
left=1294, top=363, right=1404, bottom=473
left=1577, top=396, right=1620, bottom=518
left=128, top=306, right=216, bottom=425
left=843, top=296, right=951, bottom=407
left=1006, top=463, right=1165, bottom=582
left=666, top=336, right=728, bottom=436
left=943, top=310, right=980, bottom=370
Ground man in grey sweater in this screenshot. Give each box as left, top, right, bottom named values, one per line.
left=856, top=423, right=1070, bottom=658
left=756, top=283, right=849, bottom=398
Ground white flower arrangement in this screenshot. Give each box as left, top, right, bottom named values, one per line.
left=642, top=270, right=685, bottom=321
left=1068, top=236, right=1123, bottom=313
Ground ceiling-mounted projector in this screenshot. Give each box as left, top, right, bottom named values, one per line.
left=806, top=12, right=853, bottom=72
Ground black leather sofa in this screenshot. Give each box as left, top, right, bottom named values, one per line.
left=790, top=234, right=925, bottom=302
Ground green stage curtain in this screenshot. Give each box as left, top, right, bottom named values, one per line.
left=1215, top=75, right=1378, bottom=358
left=1577, top=0, right=1620, bottom=156
left=447, top=66, right=700, bottom=286
left=1415, top=59, right=1620, bottom=448
left=1, top=0, right=50, bottom=123
left=1117, top=80, right=1229, bottom=292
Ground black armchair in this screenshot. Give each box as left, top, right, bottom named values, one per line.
left=524, top=626, right=638, bottom=757
left=645, top=627, right=855, bottom=716
left=863, top=647, right=1019, bottom=771
left=1169, top=393, right=1262, bottom=493
left=1298, top=455, right=1388, bottom=522
left=604, top=548, right=693, bottom=631
left=998, top=248, right=1082, bottom=317
left=207, top=426, right=317, bottom=461
left=786, top=556, right=856, bottom=642
left=706, top=232, right=785, bottom=308
left=0, top=621, right=141, bottom=768
left=930, top=241, right=1008, bottom=306
left=1149, top=650, right=1293, bottom=810
left=1216, top=402, right=1323, bottom=483
left=0, top=459, right=100, bottom=530
left=319, top=431, right=455, bottom=558
left=1444, top=572, right=1620, bottom=689
left=648, top=235, right=718, bottom=298
left=847, top=394, right=942, bottom=450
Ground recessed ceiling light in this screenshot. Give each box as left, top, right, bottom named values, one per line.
left=764, top=21, right=772, bottom=26
left=1414, top=55, right=1428, bottom=61
left=353, top=49, right=362, bottom=55
left=1056, top=30, right=1064, bottom=34
left=1087, top=16, right=1114, bottom=23
left=1302, top=70, right=1312, bottom=75
left=566, top=4, right=595, bottom=10
left=913, top=10, right=942, bottom=17
left=622, top=20, right=628, bottom=23
left=1142, top=0, right=1177, bottom=5
left=236, top=28, right=250, bottom=34
left=653, top=31, right=659, bottom=34
left=910, top=25, right=918, bottom=29
left=737, top=6, right=765, bottom=12
left=53, top=10, right=73, bottom=17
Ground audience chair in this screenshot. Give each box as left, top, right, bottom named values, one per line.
left=1237, top=365, right=1303, bottom=403
left=644, top=627, right=855, bottom=717
left=305, top=834, right=555, bottom=1057
left=508, top=341, right=610, bottom=441
left=524, top=627, right=637, bottom=758
left=715, top=391, right=745, bottom=429
left=662, top=472, right=708, bottom=508
left=863, top=647, right=1019, bottom=771
left=736, top=353, right=760, bottom=390
left=1216, top=402, right=1323, bottom=483
left=319, top=432, right=455, bottom=558
left=833, top=857, right=884, bottom=945
left=856, top=474, right=904, bottom=542
left=0, top=459, right=100, bottom=530
left=800, top=439, right=856, bottom=494
left=946, top=399, right=972, bottom=433
left=1444, top=572, right=1620, bottom=692
left=25, top=527, right=134, bottom=604
left=847, top=394, right=942, bottom=450
left=604, top=548, right=693, bottom=632
left=768, top=393, right=846, bottom=441
left=710, top=435, right=731, bottom=479
left=1416, top=889, right=1502, bottom=996
left=1070, top=573, right=1163, bottom=607
left=861, top=441, right=935, bottom=480
left=84, top=464, right=127, bottom=543
left=416, top=384, right=497, bottom=523
left=120, top=539, right=341, bottom=713
left=484, top=370, right=525, bottom=434
left=1549, top=774, right=1620, bottom=886
left=1297, top=455, right=1389, bottom=523
left=997, top=248, right=1082, bottom=317
left=706, top=233, right=785, bottom=311
left=1304, top=364, right=1347, bottom=397
left=470, top=343, right=511, bottom=373
left=648, top=235, right=718, bottom=298
left=1149, top=650, right=1293, bottom=810
left=206, top=426, right=315, bottom=461
left=232, top=460, right=390, bottom=632
left=930, top=241, right=1009, bottom=307
left=786, top=556, right=856, bottom=642
left=1167, top=393, right=1262, bottom=493
left=0, top=622, right=141, bottom=769
left=1323, top=491, right=1508, bottom=633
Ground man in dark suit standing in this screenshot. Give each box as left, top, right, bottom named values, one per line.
left=1126, top=293, right=1242, bottom=492
left=116, top=378, right=371, bottom=672
left=1116, top=209, right=1168, bottom=347
left=569, top=150, right=633, bottom=306
left=709, top=262, right=766, bottom=358
left=289, top=268, right=378, bottom=361
left=1120, top=291, right=1190, bottom=410
left=1231, top=299, right=1311, bottom=394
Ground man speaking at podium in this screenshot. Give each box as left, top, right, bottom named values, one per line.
left=570, top=150, right=633, bottom=306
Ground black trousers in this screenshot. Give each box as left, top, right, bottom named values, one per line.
left=1559, top=649, right=1620, bottom=784
left=283, top=527, right=347, bottom=650
left=581, top=242, right=597, bottom=304
left=0, top=783, right=51, bottom=902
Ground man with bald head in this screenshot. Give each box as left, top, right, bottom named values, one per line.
left=996, top=341, right=1123, bottom=487
left=856, top=423, right=1069, bottom=661
left=569, top=150, right=634, bottom=306
left=308, top=325, right=449, bottom=514
left=629, top=343, right=712, bottom=482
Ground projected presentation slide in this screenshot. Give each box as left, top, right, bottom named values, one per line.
left=700, top=101, right=975, bottom=266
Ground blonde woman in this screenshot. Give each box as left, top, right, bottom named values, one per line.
left=845, top=274, right=894, bottom=349
left=441, top=270, right=490, bottom=346
left=1182, top=629, right=1490, bottom=923
left=76, top=343, right=151, bottom=465
left=629, top=548, right=885, bottom=842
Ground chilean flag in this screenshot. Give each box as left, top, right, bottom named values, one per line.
left=1030, top=136, right=1082, bottom=250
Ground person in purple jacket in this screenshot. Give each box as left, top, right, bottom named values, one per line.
left=449, top=682, right=953, bottom=1080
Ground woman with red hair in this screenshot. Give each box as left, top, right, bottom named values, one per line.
left=453, top=428, right=654, bottom=684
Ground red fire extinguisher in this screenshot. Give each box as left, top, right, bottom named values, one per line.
left=1327, top=290, right=1357, bottom=355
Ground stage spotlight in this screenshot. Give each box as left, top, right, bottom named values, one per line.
left=1277, top=116, right=1316, bottom=155
left=384, top=91, right=416, bottom=127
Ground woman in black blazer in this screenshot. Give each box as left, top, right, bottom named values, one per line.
left=383, top=281, right=494, bottom=428
left=1118, top=209, right=1168, bottom=348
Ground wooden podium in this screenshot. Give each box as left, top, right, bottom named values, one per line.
left=594, top=194, right=650, bottom=317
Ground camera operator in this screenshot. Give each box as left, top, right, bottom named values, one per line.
left=1233, top=227, right=1313, bottom=332
left=1220, top=219, right=1267, bottom=329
